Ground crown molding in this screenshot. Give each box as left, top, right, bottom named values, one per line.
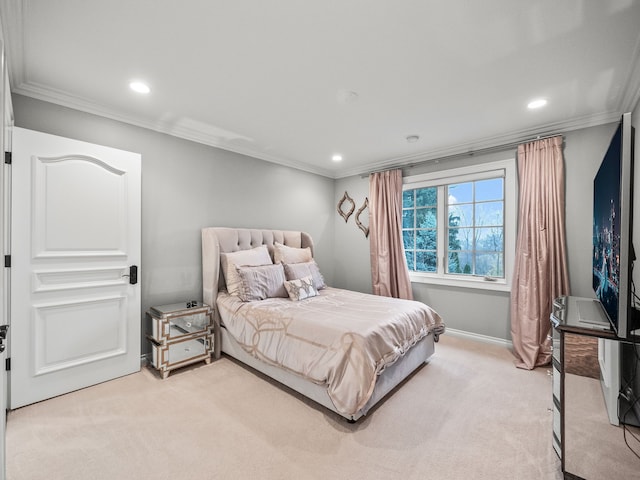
left=3, top=0, right=639, bottom=181
left=13, top=78, right=624, bottom=181
left=335, top=111, right=622, bottom=179
left=12, top=81, right=337, bottom=178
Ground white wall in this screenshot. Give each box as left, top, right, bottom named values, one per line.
left=12, top=94, right=336, bottom=353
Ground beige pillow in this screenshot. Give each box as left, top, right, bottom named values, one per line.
left=220, top=245, right=272, bottom=296
left=283, top=260, right=326, bottom=290
left=284, top=275, right=318, bottom=301
left=273, top=242, right=312, bottom=264
left=236, top=264, right=288, bottom=301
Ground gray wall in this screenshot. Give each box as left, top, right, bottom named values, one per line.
left=564, top=123, right=619, bottom=297
left=333, top=123, right=622, bottom=341
left=12, top=93, right=636, bottom=345
left=12, top=94, right=335, bottom=353
left=333, top=177, right=372, bottom=293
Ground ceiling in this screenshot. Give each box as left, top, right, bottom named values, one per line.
left=2, top=0, right=640, bottom=178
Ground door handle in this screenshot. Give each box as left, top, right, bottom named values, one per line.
left=122, top=265, right=138, bottom=285
left=0, top=325, right=7, bottom=353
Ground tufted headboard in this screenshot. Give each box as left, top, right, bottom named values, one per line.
left=201, top=227, right=314, bottom=311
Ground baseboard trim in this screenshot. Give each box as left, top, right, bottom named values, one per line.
left=446, top=328, right=513, bottom=349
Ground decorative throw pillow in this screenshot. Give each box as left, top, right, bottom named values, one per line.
left=273, top=242, right=313, bottom=264
left=284, top=275, right=318, bottom=301
left=235, top=264, right=288, bottom=301
left=283, top=260, right=326, bottom=290
left=236, top=264, right=288, bottom=302
left=220, top=245, right=272, bottom=296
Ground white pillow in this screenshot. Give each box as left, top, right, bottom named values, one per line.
left=273, top=242, right=312, bottom=264
left=284, top=275, right=318, bottom=301
left=236, top=264, right=288, bottom=301
left=283, top=260, right=326, bottom=290
left=220, top=245, right=272, bottom=296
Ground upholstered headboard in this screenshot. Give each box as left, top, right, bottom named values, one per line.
left=201, top=227, right=314, bottom=310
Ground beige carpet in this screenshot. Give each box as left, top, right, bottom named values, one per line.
left=565, top=373, right=640, bottom=479
left=7, top=336, right=565, bottom=480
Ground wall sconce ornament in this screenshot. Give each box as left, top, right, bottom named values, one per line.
left=337, top=191, right=355, bottom=222
left=355, top=197, right=369, bottom=238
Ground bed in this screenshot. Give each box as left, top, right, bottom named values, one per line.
left=202, top=227, right=444, bottom=421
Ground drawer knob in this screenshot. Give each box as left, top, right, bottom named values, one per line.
left=185, top=322, right=192, bottom=328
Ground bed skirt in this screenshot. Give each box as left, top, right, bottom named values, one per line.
left=220, top=325, right=436, bottom=421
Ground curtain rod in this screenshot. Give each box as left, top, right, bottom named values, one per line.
left=361, top=133, right=563, bottom=178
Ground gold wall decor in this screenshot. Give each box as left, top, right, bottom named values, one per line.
left=337, top=191, right=355, bottom=222
left=355, top=197, right=370, bottom=238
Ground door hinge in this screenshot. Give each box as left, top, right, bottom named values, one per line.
left=4, top=255, right=10, bottom=268
left=4, top=151, right=11, bottom=164
left=5, top=358, right=10, bottom=371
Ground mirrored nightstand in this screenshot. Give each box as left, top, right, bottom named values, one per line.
left=146, top=301, right=214, bottom=378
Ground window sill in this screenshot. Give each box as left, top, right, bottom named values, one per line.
left=409, top=272, right=511, bottom=292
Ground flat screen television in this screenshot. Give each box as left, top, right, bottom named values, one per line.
left=592, top=112, right=636, bottom=338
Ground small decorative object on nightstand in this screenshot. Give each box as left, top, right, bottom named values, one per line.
left=146, top=301, right=214, bottom=379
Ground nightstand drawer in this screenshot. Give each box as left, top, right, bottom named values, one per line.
left=148, top=303, right=212, bottom=343
left=150, top=334, right=212, bottom=378
left=149, top=311, right=210, bottom=342
left=165, top=336, right=208, bottom=364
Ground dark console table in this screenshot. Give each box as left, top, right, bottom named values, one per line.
left=550, top=295, right=639, bottom=479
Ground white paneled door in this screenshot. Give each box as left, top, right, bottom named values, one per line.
left=10, top=128, right=141, bottom=408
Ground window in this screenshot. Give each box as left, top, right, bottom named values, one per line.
left=402, top=159, right=516, bottom=291
left=402, top=187, right=438, bottom=272
left=447, top=178, right=504, bottom=276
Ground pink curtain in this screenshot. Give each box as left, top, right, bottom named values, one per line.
left=369, top=169, right=413, bottom=300
left=511, top=136, right=570, bottom=370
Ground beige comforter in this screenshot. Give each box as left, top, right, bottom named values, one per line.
left=217, top=287, right=444, bottom=416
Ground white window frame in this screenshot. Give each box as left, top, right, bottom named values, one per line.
left=402, top=158, right=517, bottom=292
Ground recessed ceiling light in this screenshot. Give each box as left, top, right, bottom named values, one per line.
left=332, top=154, right=343, bottom=162
left=129, top=81, right=150, bottom=94
left=406, top=135, right=420, bottom=143
left=527, top=98, right=547, bottom=109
